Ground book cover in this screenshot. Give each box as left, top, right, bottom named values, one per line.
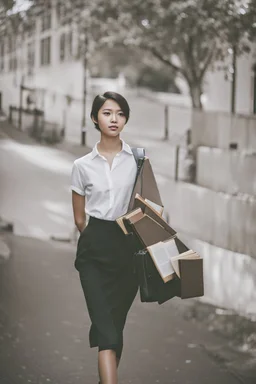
left=134, top=194, right=163, bottom=216
left=116, top=208, right=142, bottom=234
left=144, top=205, right=176, bottom=237
left=131, top=214, right=171, bottom=247
left=128, top=158, right=163, bottom=211
left=178, top=258, right=204, bottom=299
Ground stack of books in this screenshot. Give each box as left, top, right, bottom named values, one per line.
left=116, top=193, right=204, bottom=299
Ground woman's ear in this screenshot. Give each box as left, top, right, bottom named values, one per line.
left=92, top=115, right=98, bottom=124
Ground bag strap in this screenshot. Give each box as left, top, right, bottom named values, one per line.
left=129, top=147, right=146, bottom=208
left=131, top=147, right=145, bottom=183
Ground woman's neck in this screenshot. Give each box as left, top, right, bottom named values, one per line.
left=98, top=135, right=122, bottom=154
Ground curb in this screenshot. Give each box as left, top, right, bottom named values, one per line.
left=0, top=237, right=11, bottom=264
left=0, top=219, right=14, bottom=233
left=0, top=217, right=13, bottom=264
left=50, top=228, right=79, bottom=244
left=50, top=235, right=72, bottom=243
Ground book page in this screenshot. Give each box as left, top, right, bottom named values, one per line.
left=148, top=243, right=175, bottom=281
left=171, top=250, right=195, bottom=261
left=170, top=258, right=180, bottom=277
left=116, top=218, right=128, bottom=235
left=129, top=210, right=144, bottom=224
left=163, top=239, right=179, bottom=259
left=126, top=208, right=142, bottom=219
left=116, top=208, right=142, bottom=235
left=162, top=239, right=180, bottom=276
left=170, top=250, right=198, bottom=277
left=145, top=198, right=163, bottom=215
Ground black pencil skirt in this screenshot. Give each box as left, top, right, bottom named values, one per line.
left=75, top=216, right=138, bottom=359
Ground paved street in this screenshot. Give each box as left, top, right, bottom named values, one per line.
left=0, top=120, right=255, bottom=384
left=0, top=233, right=244, bottom=384
left=0, top=127, right=77, bottom=239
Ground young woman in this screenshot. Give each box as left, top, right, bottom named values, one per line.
left=71, top=91, right=139, bottom=384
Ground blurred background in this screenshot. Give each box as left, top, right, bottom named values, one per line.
left=0, top=1, right=256, bottom=383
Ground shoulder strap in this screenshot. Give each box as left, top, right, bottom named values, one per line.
left=130, top=147, right=146, bottom=203
left=131, top=147, right=145, bottom=180
left=131, top=147, right=145, bottom=166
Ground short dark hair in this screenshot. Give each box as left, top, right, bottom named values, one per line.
left=90, top=91, right=130, bottom=131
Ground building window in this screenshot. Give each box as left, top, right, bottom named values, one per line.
left=59, top=31, right=73, bottom=62
left=9, top=56, right=13, bottom=71
left=28, top=41, right=35, bottom=73
left=67, top=31, right=73, bottom=57
left=41, top=11, right=51, bottom=32
left=59, top=33, right=65, bottom=61
left=9, top=55, right=17, bottom=72
left=40, top=36, right=51, bottom=66
left=0, top=42, right=4, bottom=71
left=27, top=20, right=36, bottom=38
left=57, top=3, right=71, bottom=25
left=7, top=36, right=14, bottom=53
left=13, top=56, right=17, bottom=71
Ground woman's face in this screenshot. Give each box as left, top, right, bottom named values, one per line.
left=94, top=99, right=127, bottom=137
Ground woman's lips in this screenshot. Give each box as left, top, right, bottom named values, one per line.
left=109, top=126, right=118, bottom=130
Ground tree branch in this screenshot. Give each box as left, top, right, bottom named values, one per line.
left=199, top=43, right=217, bottom=81
left=140, top=43, right=186, bottom=77
left=183, top=35, right=199, bottom=84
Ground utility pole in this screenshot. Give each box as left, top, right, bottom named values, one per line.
left=231, top=44, right=237, bottom=114
left=253, top=63, right=256, bottom=114
left=18, top=75, right=25, bottom=131
left=81, top=27, right=88, bottom=146
left=163, top=105, right=169, bottom=140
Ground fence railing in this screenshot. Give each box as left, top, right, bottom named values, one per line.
left=192, top=110, right=256, bottom=151
left=9, top=106, right=63, bottom=144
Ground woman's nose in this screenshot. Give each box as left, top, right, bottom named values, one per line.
left=111, top=114, right=117, bottom=122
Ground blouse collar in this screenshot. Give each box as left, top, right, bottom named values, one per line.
left=91, top=139, right=133, bottom=159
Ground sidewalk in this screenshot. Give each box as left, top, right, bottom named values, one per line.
left=0, top=118, right=256, bottom=382
left=0, top=117, right=92, bottom=155
left=0, top=232, right=254, bottom=384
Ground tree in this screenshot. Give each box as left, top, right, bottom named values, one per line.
left=89, top=0, right=256, bottom=109
left=2, top=0, right=255, bottom=113
left=218, top=0, right=256, bottom=113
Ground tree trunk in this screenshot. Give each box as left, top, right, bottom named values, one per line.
left=189, top=83, right=203, bottom=109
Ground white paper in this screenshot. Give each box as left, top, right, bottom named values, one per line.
left=145, top=198, right=163, bottom=215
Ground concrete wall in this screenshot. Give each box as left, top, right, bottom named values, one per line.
left=192, top=110, right=256, bottom=151
left=157, top=178, right=256, bottom=260
left=196, top=146, right=256, bottom=196
left=204, top=46, right=255, bottom=115
left=151, top=173, right=256, bottom=316
left=178, top=232, right=256, bottom=315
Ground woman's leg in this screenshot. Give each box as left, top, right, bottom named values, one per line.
left=98, top=349, right=118, bottom=384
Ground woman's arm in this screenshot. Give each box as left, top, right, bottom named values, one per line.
left=72, top=191, right=86, bottom=233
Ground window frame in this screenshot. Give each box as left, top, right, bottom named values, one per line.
left=40, top=36, right=51, bottom=66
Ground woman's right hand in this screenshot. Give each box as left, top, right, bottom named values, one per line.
left=72, top=191, right=86, bottom=233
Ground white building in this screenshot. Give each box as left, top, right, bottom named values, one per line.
left=204, top=44, right=256, bottom=115
left=0, top=1, right=255, bottom=141
left=0, top=2, right=127, bottom=141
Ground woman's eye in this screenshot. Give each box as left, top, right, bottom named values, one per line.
left=103, top=112, right=110, bottom=116
left=118, top=112, right=124, bottom=116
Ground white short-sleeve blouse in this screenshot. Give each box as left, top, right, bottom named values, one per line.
left=71, top=139, right=137, bottom=221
